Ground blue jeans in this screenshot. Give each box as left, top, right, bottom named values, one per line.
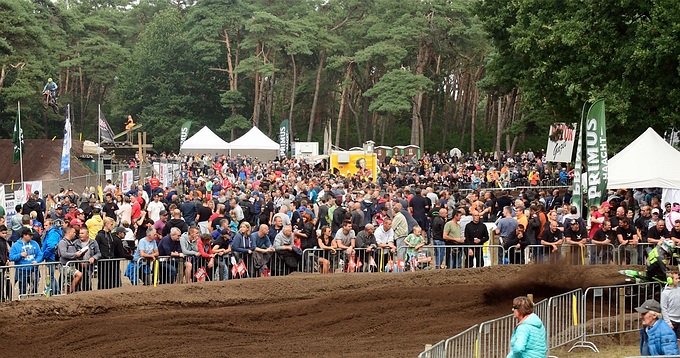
left=449, top=247, right=463, bottom=268
left=45, top=262, right=61, bottom=296
left=433, top=240, right=446, bottom=267
left=15, top=268, right=39, bottom=296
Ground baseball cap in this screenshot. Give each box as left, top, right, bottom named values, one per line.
left=115, top=227, right=127, bottom=234
left=70, top=219, right=84, bottom=227
left=652, top=208, right=660, bottom=215
left=601, top=202, right=611, bottom=208
left=635, top=299, right=661, bottom=314
left=77, top=208, right=84, bottom=214
left=20, top=227, right=33, bottom=236
left=220, top=228, right=231, bottom=236
left=569, top=219, right=578, bottom=225
left=56, top=204, right=63, bottom=210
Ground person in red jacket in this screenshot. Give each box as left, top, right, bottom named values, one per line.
left=196, top=234, right=215, bottom=281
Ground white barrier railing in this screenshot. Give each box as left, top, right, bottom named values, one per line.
left=569, top=282, right=662, bottom=353
left=444, top=324, right=479, bottom=358
left=419, top=282, right=662, bottom=357
left=417, top=339, right=446, bottom=358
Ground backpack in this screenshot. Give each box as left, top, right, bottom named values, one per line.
left=239, top=202, right=252, bottom=223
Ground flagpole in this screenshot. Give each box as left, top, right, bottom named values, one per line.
left=68, top=105, right=72, bottom=184
left=18, top=101, right=24, bottom=185
left=98, top=104, right=101, bottom=189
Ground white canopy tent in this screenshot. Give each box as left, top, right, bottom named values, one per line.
left=229, top=126, right=280, bottom=161
left=179, top=126, right=230, bottom=155
left=607, top=127, right=680, bottom=204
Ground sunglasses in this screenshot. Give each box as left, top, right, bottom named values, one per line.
left=512, top=305, right=519, bottom=311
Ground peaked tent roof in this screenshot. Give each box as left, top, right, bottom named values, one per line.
left=180, top=126, right=230, bottom=155
left=607, top=127, right=680, bottom=189
left=228, top=126, right=280, bottom=161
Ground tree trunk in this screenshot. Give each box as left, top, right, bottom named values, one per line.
left=494, top=97, right=503, bottom=158
left=335, top=64, right=352, bottom=148
left=79, top=66, right=85, bottom=133
left=288, top=53, right=297, bottom=150
left=410, top=37, right=430, bottom=147
left=307, top=49, right=326, bottom=141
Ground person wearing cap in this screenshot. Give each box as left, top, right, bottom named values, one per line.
left=8, top=227, right=43, bottom=295
left=50, top=204, right=65, bottom=221
left=85, top=205, right=103, bottom=240
left=564, top=219, right=588, bottom=265
left=153, top=209, right=169, bottom=235
left=617, top=218, right=640, bottom=265
left=588, top=202, right=609, bottom=241
left=636, top=298, right=679, bottom=355
left=651, top=207, right=663, bottom=231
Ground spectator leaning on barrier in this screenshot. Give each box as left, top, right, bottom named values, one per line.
left=464, top=211, right=489, bottom=268
left=0, top=225, right=10, bottom=301
left=56, top=227, right=83, bottom=294
left=274, top=224, right=301, bottom=274
left=508, top=296, right=547, bottom=358
left=75, top=227, right=101, bottom=291
left=9, top=227, right=43, bottom=295
left=637, top=299, right=680, bottom=356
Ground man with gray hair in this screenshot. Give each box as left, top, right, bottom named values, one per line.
left=274, top=224, right=300, bottom=275
left=355, top=224, right=377, bottom=272
left=132, top=227, right=159, bottom=285
left=636, top=299, right=679, bottom=355
left=392, top=204, right=408, bottom=260
left=158, top=227, right=186, bottom=284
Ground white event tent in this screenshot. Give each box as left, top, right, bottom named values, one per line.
left=607, top=127, right=680, bottom=203
left=229, top=126, right=280, bottom=161
left=179, top=126, right=230, bottom=155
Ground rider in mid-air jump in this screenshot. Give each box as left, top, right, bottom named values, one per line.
left=43, top=78, right=58, bottom=100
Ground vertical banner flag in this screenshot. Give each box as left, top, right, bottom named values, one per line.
left=23, top=181, right=43, bottom=199
left=179, top=121, right=192, bottom=149
left=585, top=99, right=608, bottom=207
left=545, top=123, right=577, bottom=162
left=61, top=105, right=72, bottom=175
left=13, top=109, right=23, bottom=164
left=572, top=110, right=584, bottom=217
left=98, top=108, right=116, bottom=144
left=121, top=170, right=134, bottom=192
left=279, top=119, right=289, bottom=159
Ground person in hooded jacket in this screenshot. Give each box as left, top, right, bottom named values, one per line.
left=9, top=228, right=43, bottom=295
left=507, top=296, right=547, bottom=358
left=41, top=218, right=63, bottom=296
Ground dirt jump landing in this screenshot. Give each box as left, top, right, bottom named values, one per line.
left=0, top=264, right=622, bottom=357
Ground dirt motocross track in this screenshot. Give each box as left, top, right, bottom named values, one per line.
left=0, top=264, right=621, bottom=358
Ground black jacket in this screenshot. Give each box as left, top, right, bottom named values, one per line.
left=96, top=230, right=133, bottom=260
left=162, top=218, right=189, bottom=237
left=23, top=200, right=44, bottom=224
left=464, top=221, right=489, bottom=246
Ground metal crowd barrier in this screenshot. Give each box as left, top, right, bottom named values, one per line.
left=524, top=243, right=617, bottom=265
left=476, top=313, right=516, bottom=358
left=397, top=244, right=506, bottom=270
left=615, top=242, right=655, bottom=266
left=0, top=262, right=64, bottom=300
left=444, top=324, right=479, bottom=358
left=569, top=282, right=662, bottom=353
left=546, top=289, right=582, bottom=350
left=417, top=339, right=446, bottom=358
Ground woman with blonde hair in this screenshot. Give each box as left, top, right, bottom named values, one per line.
left=508, top=296, right=547, bottom=358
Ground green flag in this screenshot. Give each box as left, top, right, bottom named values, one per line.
left=585, top=99, right=608, bottom=207
left=179, top=120, right=192, bottom=149
left=13, top=108, right=23, bottom=164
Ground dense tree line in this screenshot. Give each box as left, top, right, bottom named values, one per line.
left=1, top=0, right=678, bottom=155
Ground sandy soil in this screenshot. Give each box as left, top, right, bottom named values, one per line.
left=0, top=264, right=623, bottom=357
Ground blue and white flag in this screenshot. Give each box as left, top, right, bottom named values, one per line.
left=60, top=105, right=72, bottom=175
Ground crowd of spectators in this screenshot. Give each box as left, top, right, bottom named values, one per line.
left=0, top=147, right=673, bottom=298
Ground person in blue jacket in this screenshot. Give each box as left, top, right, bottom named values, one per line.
left=9, top=227, right=43, bottom=295
left=637, top=299, right=680, bottom=356
left=508, top=296, right=547, bottom=358
left=41, top=219, right=64, bottom=296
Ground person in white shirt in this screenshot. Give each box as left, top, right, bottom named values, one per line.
left=147, top=194, right=165, bottom=222
left=374, top=217, right=397, bottom=269
left=117, top=196, right=132, bottom=225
